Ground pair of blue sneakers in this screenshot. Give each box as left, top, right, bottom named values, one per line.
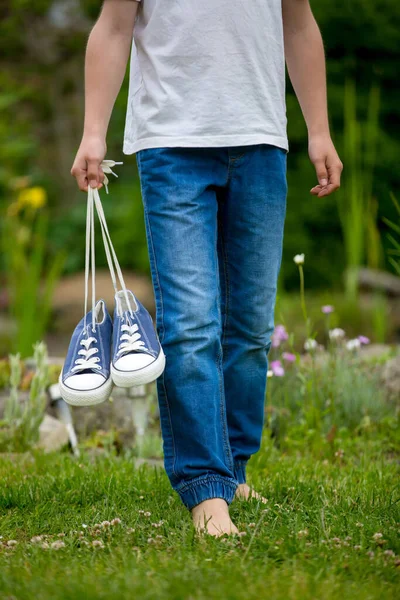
left=59, top=290, right=165, bottom=406
left=59, top=161, right=165, bottom=407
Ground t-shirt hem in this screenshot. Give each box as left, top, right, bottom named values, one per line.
left=122, top=133, right=289, bottom=155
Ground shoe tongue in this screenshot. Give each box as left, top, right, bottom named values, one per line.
left=76, top=367, right=102, bottom=376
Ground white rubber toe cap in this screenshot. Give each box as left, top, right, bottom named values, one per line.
left=114, top=353, right=155, bottom=372
left=63, top=373, right=105, bottom=391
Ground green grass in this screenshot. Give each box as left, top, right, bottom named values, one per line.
left=0, top=427, right=399, bottom=600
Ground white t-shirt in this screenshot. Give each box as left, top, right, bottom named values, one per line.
left=123, top=0, right=288, bottom=155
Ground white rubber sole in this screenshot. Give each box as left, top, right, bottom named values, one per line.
left=58, top=374, right=113, bottom=407
left=111, top=349, right=166, bottom=388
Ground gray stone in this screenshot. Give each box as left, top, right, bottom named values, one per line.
left=381, top=354, right=400, bottom=404
left=38, top=414, right=69, bottom=452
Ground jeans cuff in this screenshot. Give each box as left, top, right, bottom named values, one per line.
left=175, top=474, right=238, bottom=510
left=234, top=461, right=247, bottom=484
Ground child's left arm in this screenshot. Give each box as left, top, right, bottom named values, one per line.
left=282, top=0, right=343, bottom=197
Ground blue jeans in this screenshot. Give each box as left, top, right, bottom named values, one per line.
left=136, top=145, right=287, bottom=510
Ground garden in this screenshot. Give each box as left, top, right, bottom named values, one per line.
left=0, top=1, right=399, bottom=599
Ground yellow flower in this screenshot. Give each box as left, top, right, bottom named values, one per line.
left=7, top=186, right=47, bottom=216
left=17, top=186, right=47, bottom=210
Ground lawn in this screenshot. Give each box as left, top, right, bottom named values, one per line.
left=0, top=424, right=399, bottom=600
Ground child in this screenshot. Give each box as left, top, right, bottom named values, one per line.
left=71, top=0, right=342, bottom=537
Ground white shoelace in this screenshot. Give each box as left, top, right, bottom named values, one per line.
left=79, top=159, right=148, bottom=371
left=71, top=337, right=101, bottom=372
left=117, top=323, right=147, bottom=357
left=84, top=159, right=128, bottom=332
left=76, top=159, right=135, bottom=373
left=92, top=192, right=150, bottom=357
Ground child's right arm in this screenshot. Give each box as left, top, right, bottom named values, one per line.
left=71, top=0, right=140, bottom=192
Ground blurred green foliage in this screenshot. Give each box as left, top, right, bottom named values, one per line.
left=0, top=342, right=48, bottom=452
left=383, top=194, right=400, bottom=276
left=0, top=0, right=399, bottom=291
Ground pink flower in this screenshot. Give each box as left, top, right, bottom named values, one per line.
left=282, top=352, right=296, bottom=363
left=270, top=360, right=285, bottom=377
left=358, top=336, right=370, bottom=345
left=321, top=305, right=334, bottom=314
left=271, top=325, right=288, bottom=348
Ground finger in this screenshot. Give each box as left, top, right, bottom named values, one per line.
left=87, top=159, right=101, bottom=189
left=73, top=169, right=89, bottom=192
left=75, top=174, right=103, bottom=193
left=313, top=158, right=328, bottom=187
left=318, top=164, right=342, bottom=197
left=71, top=156, right=88, bottom=191
left=328, top=164, right=342, bottom=189
left=317, top=183, right=340, bottom=197
left=310, top=184, right=323, bottom=195
left=317, top=181, right=339, bottom=197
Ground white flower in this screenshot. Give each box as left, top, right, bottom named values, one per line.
left=267, top=370, right=274, bottom=378
left=293, top=253, right=305, bottom=265
left=346, top=338, right=361, bottom=351
left=31, top=536, right=43, bottom=543
left=298, top=529, right=309, bottom=537
left=329, top=328, right=345, bottom=340
left=100, top=521, right=111, bottom=528
left=304, top=338, right=317, bottom=351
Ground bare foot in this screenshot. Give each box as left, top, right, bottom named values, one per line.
left=235, top=483, right=268, bottom=503
left=191, top=498, right=239, bottom=537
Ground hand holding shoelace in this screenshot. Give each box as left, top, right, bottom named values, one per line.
left=70, top=139, right=122, bottom=192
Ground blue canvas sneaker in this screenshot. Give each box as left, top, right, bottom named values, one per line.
left=111, top=289, right=165, bottom=388
left=59, top=300, right=113, bottom=406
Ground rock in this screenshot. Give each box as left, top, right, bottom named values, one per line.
left=360, top=344, right=394, bottom=361
left=46, top=384, right=156, bottom=446
left=357, top=268, right=400, bottom=297
left=381, top=354, right=400, bottom=404
left=38, top=414, right=69, bottom=452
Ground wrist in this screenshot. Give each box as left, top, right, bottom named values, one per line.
left=307, top=125, right=331, bottom=141
left=82, top=129, right=107, bottom=142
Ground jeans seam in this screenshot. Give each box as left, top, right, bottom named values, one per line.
left=218, top=218, right=231, bottom=350
left=215, top=223, right=234, bottom=473
left=176, top=474, right=237, bottom=493
left=140, top=182, right=178, bottom=483
left=227, top=153, right=245, bottom=179
left=217, top=344, right=233, bottom=471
